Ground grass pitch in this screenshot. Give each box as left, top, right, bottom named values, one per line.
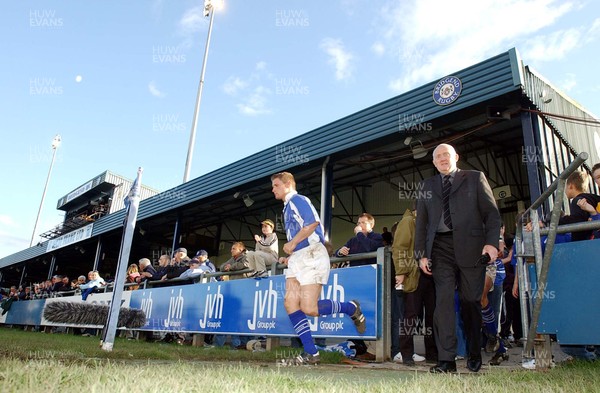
left=0, top=327, right=598, bottom=392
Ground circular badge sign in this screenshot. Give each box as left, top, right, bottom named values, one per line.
left=433, top=75, right=462, bottom=106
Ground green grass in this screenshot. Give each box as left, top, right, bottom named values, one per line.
left=1, top=327, right=599, bottom=393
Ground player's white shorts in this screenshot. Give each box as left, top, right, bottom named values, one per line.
left=286, top=242, right=330, bottom=285
left=486, top=263, right=497, bottom=291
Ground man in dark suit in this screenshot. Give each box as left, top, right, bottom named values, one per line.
left=415, top=143, right=501, bottom=373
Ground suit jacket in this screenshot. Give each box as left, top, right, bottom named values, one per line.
left=415, top=169, right=501, bottom=267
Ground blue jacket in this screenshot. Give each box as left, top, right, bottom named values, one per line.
left=336, top=231, right=384, bottom=266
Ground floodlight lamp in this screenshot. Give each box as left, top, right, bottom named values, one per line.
left=410, top=140, right=428, bottom=159
left=243, top=194, right=254, bottom=207
left=51, top=134, right=62, bottom=149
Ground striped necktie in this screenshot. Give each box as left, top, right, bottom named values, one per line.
left=442, top=175, right=453, bottom=229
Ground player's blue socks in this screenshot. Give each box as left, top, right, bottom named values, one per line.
left=288, top=310, right=317, bottom=355
left=481, top=304, right=496, bottom=334
left=317, top=299, right=356, bottom=316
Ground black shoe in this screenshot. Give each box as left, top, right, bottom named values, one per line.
left=430, top=361, right=457, bottom=373
left=489, top=352, right=509, bottom=366
left=280, top=351, right=320, bottom=366
left=349, top=300, right=366, bottom=334
left=485, top=334, right=500, bottom=353
left=467, top=356, right=482, bottom=372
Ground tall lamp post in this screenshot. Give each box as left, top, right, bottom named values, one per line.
left=183, top=0, right=221, bottom=183
left=30, top=134, right=61, bottom=247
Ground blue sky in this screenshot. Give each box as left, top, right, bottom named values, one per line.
left=1, top=0, right=599, bottom=258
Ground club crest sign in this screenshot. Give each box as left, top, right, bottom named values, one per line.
left=433, top=75, right=462, bottom=106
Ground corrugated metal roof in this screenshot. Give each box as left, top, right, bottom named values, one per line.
left=521, top=65, right=600, bottom=168
left=0, top=48, right=523, bottom=268
left=91, top=49, right=522, bottom=235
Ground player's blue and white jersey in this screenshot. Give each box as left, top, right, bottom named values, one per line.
left=283, top=193, right=325, bottom=251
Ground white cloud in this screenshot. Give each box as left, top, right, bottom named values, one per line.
left=524, top=28, right=581, bottom=62
left=371, top=42, right=385, bottom=56
left=256, top=61, right=267, bottom=71
left=375, top=0, right=577, bottom=93
left=223, top=76, right=248, bottom=96
left=0, top=214, right=18, bottom=227
left=223, top=62, right=273, bottom=116
left=561, top=73, right=577, bottom=91
left=319, top=38, right=355, bottom=81
left=237, top=86, right=272, bottom=116
left=179, top=6, right=207, bottom=36
left=585, top=17, right=600, bottom=43
left=148, top=81, right=165, bottom=98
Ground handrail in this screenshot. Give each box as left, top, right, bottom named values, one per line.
left=515, top=152, right=589, bottom=360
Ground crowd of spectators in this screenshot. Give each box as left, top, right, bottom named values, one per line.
left=2, top=162, right=599, bottom=360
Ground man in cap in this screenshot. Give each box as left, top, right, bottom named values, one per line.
left=162, top=247, right=190, bottom=280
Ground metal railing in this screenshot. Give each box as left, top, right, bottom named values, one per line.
left=515, top=152, right=600, bottom=366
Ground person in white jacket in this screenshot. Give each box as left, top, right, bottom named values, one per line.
left=79, top=270, right=106, bottom=300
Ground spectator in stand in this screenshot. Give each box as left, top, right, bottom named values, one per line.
left=215, top=242, right=251, bottom=349
left=126, top=264, right=140, bottom=290
left=245, top=219, right=279, bottom=278
left=79, top=271, right=106, bottom=301
left=592, top=163, right=600, bottom=189
left=40, top=280, right=51, bottom=297
left=50, top=275, right=62, bottom=293
left=334, top=213, right=384, bottom=267
left=33, top=284, right=45, bottom=299
left=193, top=250, right=218, bottom=281
left=57, top=276, right=72, bottom=293
left=8, top=286, right=19, bottom=300
left=220, top=242, right=250, bottom=279
left=162, top=248, right=190, bottom=280
left=577, top=198, right=600, bottom=238
left=559, top=170, right=600, bottom=241
left=136, top=258, right=158, bottom=284
left=18, top=286, right=32, bottom=301
left=179, top=258, right=211, bottom=280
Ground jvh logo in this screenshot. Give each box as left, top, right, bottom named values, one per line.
left=163, top=288, right=184, bottom=328
left=275, top=78, right=309, bottom=95
left=398, top=182, right=432, bottom=200
left=29, top=77, right=63, bottom=95
left=140, top=292, right=153, bottom=322
left=309, top=273, right=346, bottom=332
left=398, top=113, right=432, bottom=133
left=30, top=9, right=63, bottom=28
left=247, top=281, right=278, bottom=330
left=199, top=285, right=223, bottom=329
left=152, top=45, right=186, bottom=64
left=275, top=9, right=309, bottom=27
left=275, top=145, right=309, bottom=164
